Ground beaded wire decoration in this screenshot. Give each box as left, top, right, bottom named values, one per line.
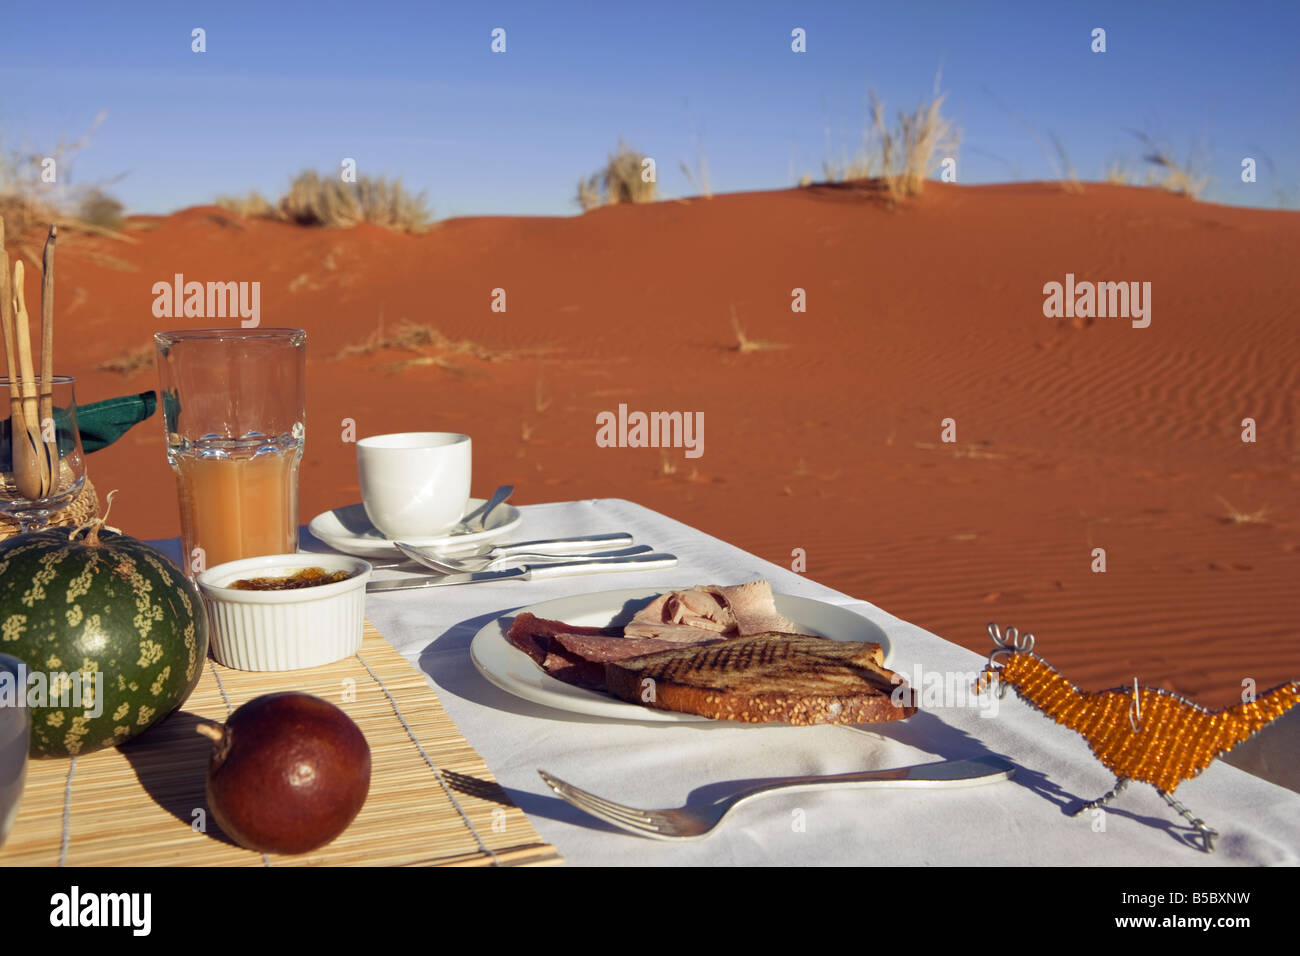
left=975, top=623, right=1300, bottom=853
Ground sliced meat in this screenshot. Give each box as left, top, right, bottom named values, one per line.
left=541, top=649, right=605, bottom=689
left=668, top=588, right=736, bottom=632
left=552, top=632, right=705, bottom=662
left=625, top=581, right=802, bottom=639
left=506, top=612, right=620, bottom=665
left=625, top=621, right=737, bottom=642
left=625, top=590, right=736, bottom=640
left=507, top=612, right=716, bottom=690
left=718, top=581, right=801, bottom=635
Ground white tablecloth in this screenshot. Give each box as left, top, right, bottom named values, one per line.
left=164, top=499, right=1300, bottom=865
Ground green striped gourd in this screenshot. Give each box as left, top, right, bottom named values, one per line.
left=0, top=524, right=208, bottom=757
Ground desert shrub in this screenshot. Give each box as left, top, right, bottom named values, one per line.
left=605, top=141, right=656, bottom=203
left=267, top=171, right=431, bottom=232
left=77, top=188, right=125, bottom=229
left=1, top=114, right=113, bottom=236
left=0, top=192, right=52, bottom=239
left=352, top=175, right=431, bottom=231
left=276, top=170, right=363, bottom=227
left=575, top=140, right=657, bottom=209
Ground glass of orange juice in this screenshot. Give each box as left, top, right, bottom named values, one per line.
left=154, top=329, right=306, bottom=575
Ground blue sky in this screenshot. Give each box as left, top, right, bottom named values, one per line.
left=1, top=1, right=1296, bottom=216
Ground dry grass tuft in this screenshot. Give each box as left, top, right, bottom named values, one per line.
left=1253, top=152, right=1297, bottom=209
left=277, top=171, right=362, bottom=227
left=223, top=172, right=432, bottom=232
left=826, top=85, right=959, bottom=200
left=913, top=440, right=1004, bottom=461
left=1132, top=132, right=1209, bottom=198
left=337, top=320, right=496, bottom=360
left=730, top=305, right=787, bottom=354
left=215, top=192, right=274, bottom=218
left=96, top=344, right=155, bottom=377
left=576, top=139, right=657, bottom=209
left=678, top=134, right=712, bottom=199
left=576, top=173, right=603, bottom=211
left=1216, top=495, right=1270, bottom=525
left=337, top=320, right=511, bottom=377
left=1103, top=159, right=1137, bottom=185
left=351, top=175, right=433, bottom=231
left=1047, top=133, right=1083, bottom=194
left=986, top=93, right=1083, bottom=196
left=605, top=140, right=657, bottom=204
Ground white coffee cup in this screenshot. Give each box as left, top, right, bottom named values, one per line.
left=357, top=432, right=472, bottom=538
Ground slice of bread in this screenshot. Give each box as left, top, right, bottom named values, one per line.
left=604, top=633, right=916, bottom=725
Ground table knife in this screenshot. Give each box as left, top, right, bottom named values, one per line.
left=366, top=552, right=677, bottom=592
left=369, top=533, right=637, bottom=570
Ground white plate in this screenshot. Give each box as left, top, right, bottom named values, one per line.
left=307, top=498, right=522, bottom=558
left=470, top=587, right=894, bottom=723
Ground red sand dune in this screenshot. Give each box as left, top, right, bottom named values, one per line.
left=26, top=182, right=1300, bottom=708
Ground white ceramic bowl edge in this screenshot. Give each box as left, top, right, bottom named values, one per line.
left=196, top=554, right=371, bottom=671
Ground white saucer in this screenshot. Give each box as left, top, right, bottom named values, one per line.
left=307, top=498, right=522, bottom=558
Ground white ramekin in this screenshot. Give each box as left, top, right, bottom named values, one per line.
left=196, top=554, right=372, bottom=671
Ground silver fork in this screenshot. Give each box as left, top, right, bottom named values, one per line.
left=538, top=755, right=1015, bottom=840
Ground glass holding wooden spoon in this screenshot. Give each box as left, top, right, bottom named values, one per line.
left=0, top=375, right=86, bottom=532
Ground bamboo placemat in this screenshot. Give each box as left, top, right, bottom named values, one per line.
left=0, top=621, right=562, bottom=867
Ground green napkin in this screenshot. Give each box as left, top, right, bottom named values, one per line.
left=75, top=391, right=158, bottom=453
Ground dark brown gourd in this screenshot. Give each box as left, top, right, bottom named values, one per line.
left=200, top=692, right=370, bottom=854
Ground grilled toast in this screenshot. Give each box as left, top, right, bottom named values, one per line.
left=604, top=633, right=916, bottom=725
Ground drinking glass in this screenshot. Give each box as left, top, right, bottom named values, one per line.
left=154, top=328, right=306, bottom=575
left=0, top=376, right=86, bottom=532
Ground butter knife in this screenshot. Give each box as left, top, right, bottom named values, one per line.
left=370, top=533, right=638, bottom=570
left=366, top=552, right=678, bottom=592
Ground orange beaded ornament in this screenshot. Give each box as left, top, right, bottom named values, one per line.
left=977, top=623, right=1300, bottom=852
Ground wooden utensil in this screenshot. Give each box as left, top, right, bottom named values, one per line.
left=39, top=225, right=57, bottom=495
left=0, top=215, right=24, bottom=438
left=2, top=216, right=44, bottom=501
left=10, top=260, right=47, bottom=499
